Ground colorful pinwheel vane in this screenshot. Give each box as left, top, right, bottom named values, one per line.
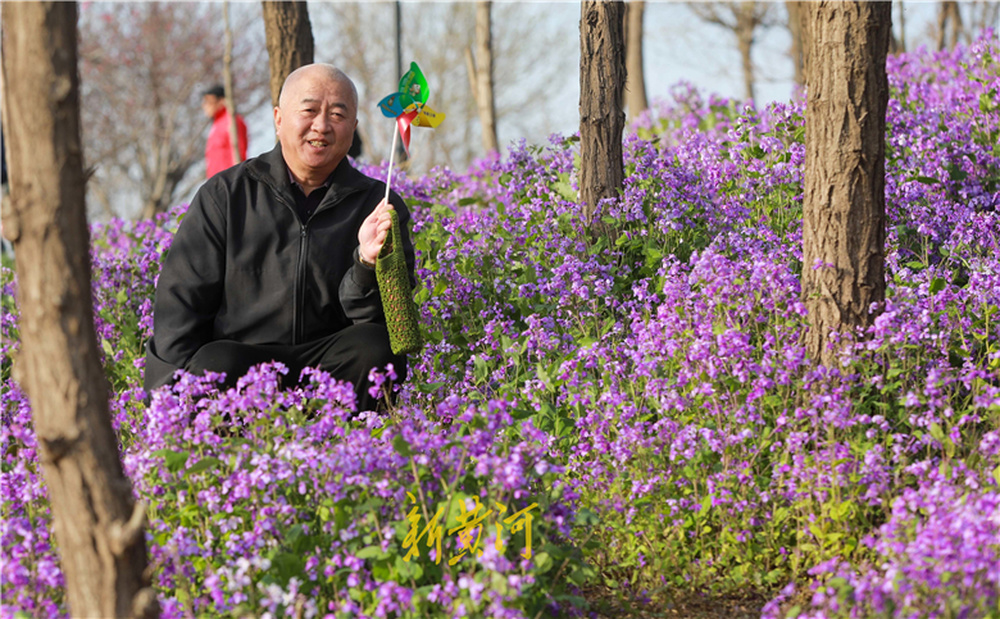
left=377, top=62, right=445, bottom=154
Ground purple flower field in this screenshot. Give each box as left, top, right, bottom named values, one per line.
left=3, top=37, right=999, bottom=619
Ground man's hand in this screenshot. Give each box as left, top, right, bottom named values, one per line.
left=358, top=198, right=393, bottom=265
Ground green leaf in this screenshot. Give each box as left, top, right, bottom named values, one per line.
left=574, top=508, right=599, bottom=527
left=531, top=551, right=554, bottom=575
left=536, top=364, right=551, bottom=388
left=473, top=356, right=489, bottom=381
left=835, top=500, right=856, bottom=521
left=184, top=457, right=222, bottom=477
left=511, top=407, right=533, bottom=421
left=334, top=503, right=349, bottom=532
left=392, top=433, right=413, bottom=457
left=395, top=554, right=423, bottom=580
left=568, top=566, right=589, bottom=586
left=929, top=423, right=945, bottom=442
left=270, top=552, right=304, bottom=585
left=939, top=460, right=952, bottom=480
left=912, top=176, right=940, bottom=185
left=555, top=415, right=576, bottom=438
left=371, top=558, right=392, bottom=582
left=552, top=180, right=577, bottom=202
left=980, top=92, right=998, bottom=114
left=152, top=449, right=190, bottom=473
left=356, top=545, right=389, bottom=560
left=929, top=277, right=946, bottom=294
left=947, top=164, right=968, bottom=182
left=418, top=381, right=446, bottom=394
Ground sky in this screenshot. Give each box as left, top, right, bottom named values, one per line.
left=237, top=0, right=948, bottom=169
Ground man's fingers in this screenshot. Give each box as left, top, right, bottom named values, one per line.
left=367, top=199, right=387, bottom=223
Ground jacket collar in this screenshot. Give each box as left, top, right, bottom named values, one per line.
left=247, top=143, right=375, bottom=210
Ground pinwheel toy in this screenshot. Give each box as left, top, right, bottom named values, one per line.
left=377, top=61, right=445, bottom=200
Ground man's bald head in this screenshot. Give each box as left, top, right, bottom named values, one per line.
left=273, top=63, right=360, bottom=187
left=278, top=64, right=358, bottom=111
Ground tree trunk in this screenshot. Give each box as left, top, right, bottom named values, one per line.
left=936, top=1, right=963, bottom=51
left=0, top=2, right=156, bottom=617
left=897, top=0, right=907, bottom=53
left=786, top=1, right=804, bottom=87
left=261, top=0, right=314, bottom=108
left=579, top=0, right=626, bottom=226
left=223, top=1, right=242, bottom=167
left=472, top=0, right=499, bottom=154
left=624, top=0, right=648, bottom=120
left=736, top=2, right=756, bottom=102
left=801, top=1, right=891, bottom=366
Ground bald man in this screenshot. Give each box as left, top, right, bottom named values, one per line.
left=145, top=65, right=415, bottom=412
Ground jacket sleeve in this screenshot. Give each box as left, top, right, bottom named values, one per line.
left=339, top=190, right=416, bottom=324
left=146, top=186, right=227, bottom=389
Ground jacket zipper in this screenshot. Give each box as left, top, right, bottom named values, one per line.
left=295, top=224, right=308, bottom=344
left=261, top=177, right=365, bottom=345
left=266, top=188, right=307, bottom=345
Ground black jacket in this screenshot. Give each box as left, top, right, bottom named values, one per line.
left=144, top=143, right=415, bottom=393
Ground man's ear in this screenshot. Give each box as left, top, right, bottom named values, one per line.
left=273, top=106, right=282, bottom=134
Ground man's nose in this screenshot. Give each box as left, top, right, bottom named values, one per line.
left=312, top=112, right=333, bottom=133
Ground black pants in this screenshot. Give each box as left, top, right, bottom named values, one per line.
left=184, top=323, right=406, bottom=412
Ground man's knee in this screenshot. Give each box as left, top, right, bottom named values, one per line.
left=185, top=340, right=278, bottom=387
left=323, top=323, right=408, bottom=382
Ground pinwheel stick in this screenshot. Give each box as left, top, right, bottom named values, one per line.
left=384, top=121, right=399, bottom=203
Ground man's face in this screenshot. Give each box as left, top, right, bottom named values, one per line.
left=201, top=94, right=223, bottom=118
left=274, top=70, right=358, bottom=182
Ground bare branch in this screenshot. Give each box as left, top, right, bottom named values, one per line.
left=78, top=2, right=269, bottom=219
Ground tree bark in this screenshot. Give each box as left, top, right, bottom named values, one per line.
left=261, top=0, right=314, bottom=108
left=579, top=0, right=626, bottom=226
left=472, top=0, right=499, bottom=154
left=223, top=1, right=242, bottom=167
left=0, top=2, right=156, bottom=617
left=801, top=1, right=891, bottom=366
left=624, top=0, right=648, bottom=120
left=736, top=2, right=756, bottom=102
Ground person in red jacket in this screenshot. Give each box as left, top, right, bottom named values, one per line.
left=201, top=84, right=248, bottom=178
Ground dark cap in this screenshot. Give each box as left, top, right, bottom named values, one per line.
left=202, top=84, right=225, bottom=98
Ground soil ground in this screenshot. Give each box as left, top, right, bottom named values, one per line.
left=582, top=586, right=765, bottom=619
